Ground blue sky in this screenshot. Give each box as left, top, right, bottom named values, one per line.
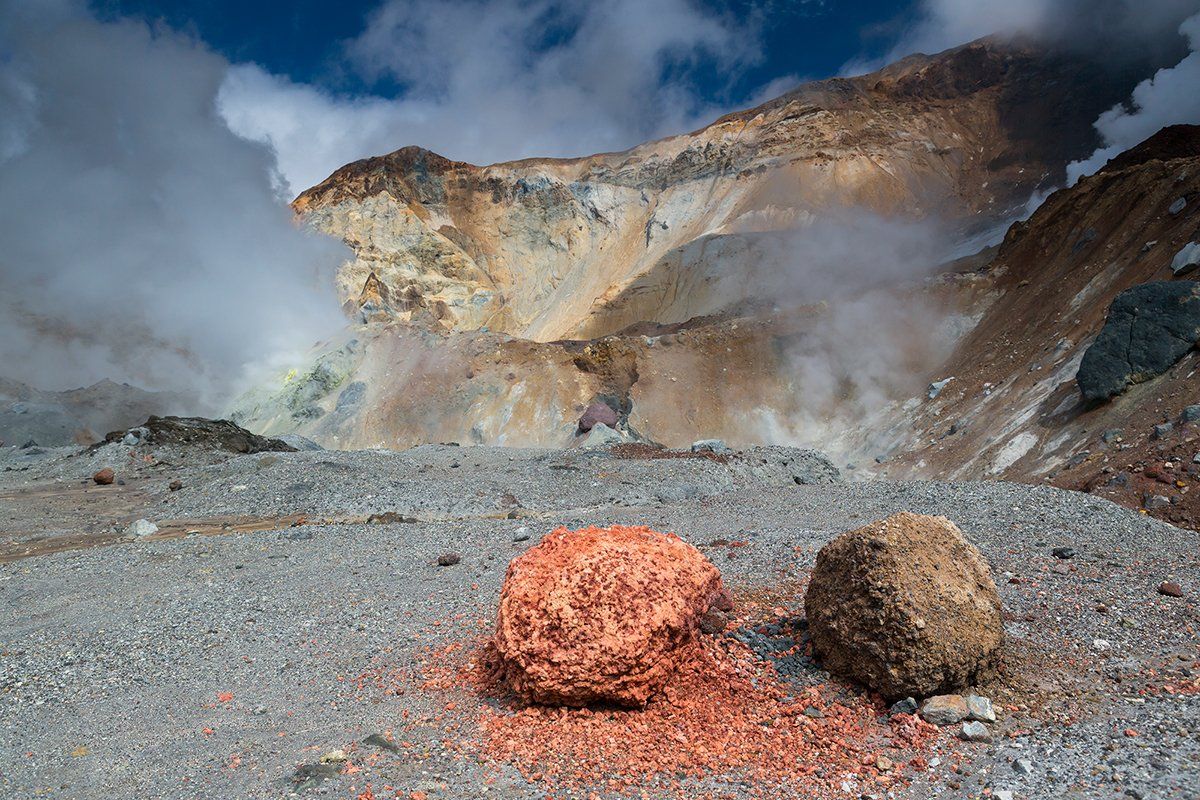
left=99, top=0, right=918, bottom=102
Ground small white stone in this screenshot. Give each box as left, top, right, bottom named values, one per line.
left=123, top=519, right=158, bottom=539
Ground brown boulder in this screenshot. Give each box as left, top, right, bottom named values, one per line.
left=492, top=524, right=731, bottom=707
left=92, top=468, right=114, bottom=485
left=805, top=512, right=1003, bottom=700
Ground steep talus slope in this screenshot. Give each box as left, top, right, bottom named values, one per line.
left=293, top=39, right=1142, bottom=343
left=887, top=127, right=1200, bottom=496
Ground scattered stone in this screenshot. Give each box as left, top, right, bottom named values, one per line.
left=367, top=512, right=417, bottom=524
left=919, top=695, right=970, bottom=726
left=291, top=762, right=340, bottom=790
left=994, top=791, right=1014, bottom=800
left=1158, top=581, right=1184, bottom=598
left=875, top=755, right=894, bottom=772
left=691, top=439, right=731, bottom=455
left=1169, top=197, right=1187, bottom=215
left=362, top=733, right=400, bottom=753
left=698, top=609, right=729, bottom=635
left=805, top=513, right=1004, bottom=699
left=802, top=706, right=824, bottom=719
left=1013, top=758, right=1035, bottom=775
left=1076, top=282, right=1200, bottom=401
left=19, top=439, right=37, bottom=449
left=437, top=552, right=461, bottom=567
left=92, top=468, right=114, bottom=485
left=1144, top=495, right=1172, bottom=511
left=1102, top=429, right=1124, bottom=444
left=578, top=422, right=626, bottom=448
left=927, top=377, right=954, bottom=400
left=123, top=519, right=158, bottom=539
left=577, top=401, right=618, bottom=433
left=492, top=524, right=731, bottom=706
left=1052, top=546, right=1075, bottom=559
left=513, top=526, right=530, bottom=542
left=1152, top=423, right=1174, bottom=439
left=960, top=721, right=992, bottom=742
left=168, top=480, right=182, bottom=492
left=1093, top=638, right=1113, bottom=652
left=889, top=697, right=918, bottom=717
left=1183, top=405, right=1200, bottom=423
left=319, top=749, right=347, bottom=764
left=1172, top=242, right=1200, bottom=276
left=965, top=694, right=996, bottom=722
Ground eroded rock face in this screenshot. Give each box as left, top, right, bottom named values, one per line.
left=493, top=524, right=731, bottom=707
left=1077, top=282, right=1200, bottom=402
left=805, top=512, right=1003, bottom=700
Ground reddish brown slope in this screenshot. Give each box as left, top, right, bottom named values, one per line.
left=890, top=126, right=1200, bottom=525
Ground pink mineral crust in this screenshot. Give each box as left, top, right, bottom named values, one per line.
left=492, top=524, right=732, bottom=707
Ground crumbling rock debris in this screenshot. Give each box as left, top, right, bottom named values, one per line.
left=1077, top=282, right=1200, bottom=402
left=437, top=552, right=461, bottom=567
left=691, top=439, right=731, bottom=454
left=805, top=512, right=1004, bottom=700
left=101, top=416, right=296, bottom=454
left=492, top=524, right=731, bottom=707
left=92, top=468, right=114, bottom=485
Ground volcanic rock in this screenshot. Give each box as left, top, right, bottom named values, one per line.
left=492, top=524, right=731, bottom=707
left=1158, top=581, right=1184, bottom=597
left=1172, top=243, right=1200, bottom=276
left=92, top=468, right=114, bottom=485
left=805, top=512, right=1004, bottom=699
left=101, top=416, right=296, bottom=454
left=919, top=694, right=970, bottom=725
left=577, top=422, right=626, bottom=448
left=1076, top=282, right=1200, bottom=402
left=577, top=401, right=618, bottom=433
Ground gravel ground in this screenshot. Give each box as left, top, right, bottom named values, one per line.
left=1, top=443, right=1197, bottom=799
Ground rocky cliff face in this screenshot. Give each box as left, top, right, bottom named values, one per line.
left=234, top=40, right=1199, bottom=500
left=293, top=39, right=1141, bottom=343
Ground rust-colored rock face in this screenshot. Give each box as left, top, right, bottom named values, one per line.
left=493, top=524, right=731, bottom=707
left=805, top=512, right=1003, bottom=700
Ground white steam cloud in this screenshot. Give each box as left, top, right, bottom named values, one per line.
left=1068, top=12, right=1200, bottom=183
left=0, top=1, right=347, bottom=408
left=218, top=0, right=765, bottom=196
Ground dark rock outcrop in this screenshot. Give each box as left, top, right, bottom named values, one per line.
left=101, top=416, right=296, bottom=454
left=1077, top=281, right=1200, bottom=402
left=805, top=512, right=1004, bottom=700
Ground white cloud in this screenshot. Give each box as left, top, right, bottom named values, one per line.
left=0, top=0, right=347, bottom=406
left=218, top=0, right=765, bottom=196
left=1067, top=12, right=1200, bottom=183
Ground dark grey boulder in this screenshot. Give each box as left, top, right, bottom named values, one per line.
left=1077, top=282, right=1200, bottom=402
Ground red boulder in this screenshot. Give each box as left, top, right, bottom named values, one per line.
left=493, top=524, right=731, bottom=707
